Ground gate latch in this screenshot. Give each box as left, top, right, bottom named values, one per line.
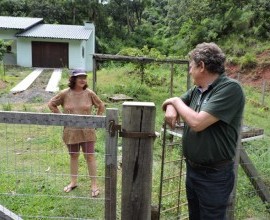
left=109, top=120, right=156, bottom=139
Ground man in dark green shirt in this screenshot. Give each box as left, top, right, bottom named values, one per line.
left=162, top=42, right=245, bottom=220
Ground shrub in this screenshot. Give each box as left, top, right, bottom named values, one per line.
left=144, top=70, right=167, bottom=87
left=112, top=83, right=150, bottom=101
left=240, top=53, right=257, bottom=69
left=2, top=102, right=12, bottom=111
left=118, top=47, right=143, bottom=57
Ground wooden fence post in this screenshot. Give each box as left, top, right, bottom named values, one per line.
left=226, top=138, right=241, bottom=220
left=105, top=108, right=119, bottom=220
left=226, top=121, right=243, bottom=220
left=261, top=80, right=266, bottom=106
left=121, top=102, right=156, bottom=220
left=170, top=63, right=174, bottom=97
left=92, top=57, right=97, bottom=93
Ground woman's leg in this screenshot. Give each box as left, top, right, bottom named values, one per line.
left=64, top=144, right=80, bottom=192
left=82, top=142, right=99, bottom=197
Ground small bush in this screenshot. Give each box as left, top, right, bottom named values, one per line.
left=2, top=102, right=12, bottom=111
left=112, top=83, right=150, bottom=101
left=118, top=47, right=143, bottom=57
left=240, top=53, right=257, bottom=69
left=226, top=56, right=239, bottom=65
left=144, top=70, right=167, bottom=87
left=30, top=96, right=44, bottom=103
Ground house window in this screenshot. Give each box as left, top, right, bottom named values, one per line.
left=6, top=45, right=12, bottom=53
left=82, top=47, right=85, bottom=58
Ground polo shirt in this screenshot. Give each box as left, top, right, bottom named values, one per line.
left=181, top=74, right=245, bottom=164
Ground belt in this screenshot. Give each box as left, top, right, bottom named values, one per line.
left=187, top=159, right=233, bottom=170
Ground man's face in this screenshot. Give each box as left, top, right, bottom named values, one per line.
left=189, top=60, right=201, bottom=85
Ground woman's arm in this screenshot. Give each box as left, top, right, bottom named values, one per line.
left=48, top=100, right=61, bottom=113
left=48, top=91, right=65, bottom=114
left=96, top=102, right=105, bottom=115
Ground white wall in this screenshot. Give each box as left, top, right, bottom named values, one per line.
left=84, top=23, right=95, bottom=71
left=17, top=38, right=32, bottom=67
left=69, top=40, right=85, bottom=70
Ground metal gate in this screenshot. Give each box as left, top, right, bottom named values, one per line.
left=158, top=123, right=189, bottom=219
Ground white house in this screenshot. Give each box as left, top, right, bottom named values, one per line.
left=0, top=16, right=95, bottom=71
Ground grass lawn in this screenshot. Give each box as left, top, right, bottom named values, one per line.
left=0, top=64, right=269, bottom=219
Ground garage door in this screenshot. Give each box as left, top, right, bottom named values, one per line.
left=32, top=42, right=68, bottom=68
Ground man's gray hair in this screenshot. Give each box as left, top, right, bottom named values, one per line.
left=188, top=42, right=226, bottom=75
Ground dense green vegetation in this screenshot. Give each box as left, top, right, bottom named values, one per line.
left=0, top=0, right=269, bottom=60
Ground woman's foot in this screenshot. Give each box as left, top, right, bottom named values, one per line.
left=91, top=188, right=100, bottom=197
left=64, top=184, right=78, bottom=193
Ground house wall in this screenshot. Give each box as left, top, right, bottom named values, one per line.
left=17, top=37, right=94, bottom=71
left=0, top=29, right=17, bottom=40
left=84, top=23, right=95, bottom=71
left=69, top=40, right=86, bottom=70
left=17, top=38, right=32, bottom=67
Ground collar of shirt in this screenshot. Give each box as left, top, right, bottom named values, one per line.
left=197, top=73, right=225, bottom=94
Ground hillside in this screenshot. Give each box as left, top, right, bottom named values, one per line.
left=227, top=49, right=270, bottom=88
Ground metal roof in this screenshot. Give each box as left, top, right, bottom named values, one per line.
left=0, top=16, right=43, bottom=30
left=16, top=24, right=92, bottom=40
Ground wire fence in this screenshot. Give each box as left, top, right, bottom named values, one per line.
left=235, top=77, right=270, bottom=219
left=0, top=124, right=106, bottom=219
left=0, top=110, right=118, bottom=220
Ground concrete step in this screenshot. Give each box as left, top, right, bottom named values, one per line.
left=45, top=68, right=62, bottom=92
left=10, top=68, right=44, bottom=93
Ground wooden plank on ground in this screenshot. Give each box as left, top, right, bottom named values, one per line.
left=241, top=125, right=264, bottom=139
left=10, top=68, right=43, bottom=93
left=0, top=204, right=23, bottom=220
left=45, top=68, right=62, bottom=92
left=161, top=125, right=264, bottom=142
left=109, top=94, right=134, bottom=102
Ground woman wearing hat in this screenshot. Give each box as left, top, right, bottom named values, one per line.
left=48, top=69, right=105, bottom=197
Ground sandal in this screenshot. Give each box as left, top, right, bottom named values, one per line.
left=64, top=184, right=78, bottom=193
left=91, top=188, right=100, bottom=197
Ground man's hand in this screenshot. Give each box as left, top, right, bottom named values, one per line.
left=164, top=104, right=178, bottom=129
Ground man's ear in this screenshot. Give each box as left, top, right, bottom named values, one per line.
left=199, top=61, right=205, bottom=72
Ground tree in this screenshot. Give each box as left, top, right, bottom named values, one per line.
left=27, top=0, right=66, bottom=24
left=0, top=40, right=7, bottom=62
left=0, top=0, right=28, bottom=16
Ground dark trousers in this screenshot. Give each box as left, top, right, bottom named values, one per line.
left=186, top=161, right=234, bottom=220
